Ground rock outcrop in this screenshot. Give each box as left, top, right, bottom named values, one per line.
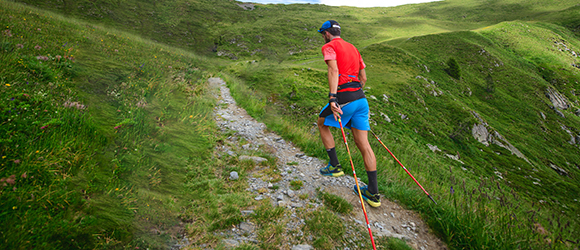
left=471, top=112, right=530, bottom=164
left=546, top=87, right=569, bottom=110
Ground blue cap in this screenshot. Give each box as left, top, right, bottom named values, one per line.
left=318, top=20, right=340, bottom=33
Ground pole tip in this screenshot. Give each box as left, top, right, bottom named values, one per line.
left=428, top=195, right=437, bottom=205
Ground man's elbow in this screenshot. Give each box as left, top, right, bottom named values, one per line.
left=360, top=75, right=367, bottom=83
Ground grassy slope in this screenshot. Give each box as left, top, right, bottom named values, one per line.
left=3, top=0, right=580, bottom=249
left=0, top=2, right=236, bottom=249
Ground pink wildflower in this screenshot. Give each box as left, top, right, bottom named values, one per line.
left=16, top=44, right=24, bottom=49
left=114, top=125, right=121, bottom=129
left=21, top=172, right=27, bottom=178
left=13, top=160, right=20, bottom=164
left=34, top=45, right=42, bottom=50
left=56, top=55, right=62, bottom=60
left=2, top=30, right=12, bottom=37
left=40, top=125, right=48, bottom=129
left=37, top=28, right=41, bottom=32
left=5, top=175, right=16, bottom=185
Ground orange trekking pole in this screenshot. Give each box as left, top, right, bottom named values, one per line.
left=338, top=118, right=377, bottom=250
left=370, top=130, right=437, bottom=205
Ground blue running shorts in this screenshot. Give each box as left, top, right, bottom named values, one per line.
left=319, top=98, right=370, bottom=131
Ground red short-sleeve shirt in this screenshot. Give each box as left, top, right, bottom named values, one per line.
left=321, top=38, right=366, bottom=86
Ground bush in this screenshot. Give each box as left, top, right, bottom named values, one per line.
left=446, top=57, right=461, bottom=79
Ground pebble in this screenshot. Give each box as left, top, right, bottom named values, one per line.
left=230, top=171, right=239, bottom=180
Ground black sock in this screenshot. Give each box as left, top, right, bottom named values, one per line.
left=367, top=171, right=378, bottom=195
left=326, top=148, right=340, bottom=167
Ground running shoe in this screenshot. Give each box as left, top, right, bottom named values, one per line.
left=353, top=185, right=381, bottom=207
left=319, top=163, right=344, bottom=177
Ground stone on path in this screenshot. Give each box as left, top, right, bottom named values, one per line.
left=292, top=244, right=313, bottom=250
left=239, top=155, right=268, bottom=164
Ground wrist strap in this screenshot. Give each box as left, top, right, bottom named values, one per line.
left=329, top=97, right=339, bottom=106
left=328, top=92, right=337, bottom=98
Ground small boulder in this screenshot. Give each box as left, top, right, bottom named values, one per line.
left=229, top=171, right=239, bottom=180
left=550, top=164, right=568, bottom=176
left=239, top=155, right=268, bottom=164
left=292, top=245, right=313, bottom=250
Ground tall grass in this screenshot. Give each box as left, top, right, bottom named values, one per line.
left=0, top=2, right=233, bottom=248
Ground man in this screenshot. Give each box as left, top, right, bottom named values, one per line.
left=317, top=20, right=381, bottom=207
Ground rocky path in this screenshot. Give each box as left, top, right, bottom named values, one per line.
left=209, top=77, right=446, bottom=250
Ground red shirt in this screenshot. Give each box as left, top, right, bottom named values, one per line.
left=321, top=38, right=366, bottom=91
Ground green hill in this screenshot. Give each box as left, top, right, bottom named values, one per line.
left=2, top=0, right=580, bottom=249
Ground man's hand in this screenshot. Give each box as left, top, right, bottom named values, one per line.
left=329, top=97, right=342, bottom=121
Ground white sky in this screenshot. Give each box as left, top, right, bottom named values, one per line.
left=238, top=0, right=442, bottom=8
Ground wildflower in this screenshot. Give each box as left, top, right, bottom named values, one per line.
left=189, top=115, right=193, bottom=118
left=55, top=55, right=62, bottom=60
left=168, top=66, right=172, bottom=69
left=114, top=49, right=118, bottom=52
left=23, top=93, right=29, bottom=97
left=2, top=29, right=12, bottom=37
left=1, top=156, right=5, bottom=159
left=22, top=172, right=27, bottom=178
left=13, top=206, right=16, bottom=210
left=5, top=84, right=10, bottom=87
left=450, top=186, right=455, bottom=194
left=6, top=175, right=16, bottom=185
left=34, top=45, right=42, bottom=50
left=13, top=160, right=20, bottom=164
left=115, top=188, right=119, bottom=191
left=16, top=44, right=24, bottom=49
left=35, top=151, right=39, bottom=153
left=114, top=125, right=121, bottom=129
left=40, top=125, right=48, bottom=129
left=37, top=28, right=41, bottom=31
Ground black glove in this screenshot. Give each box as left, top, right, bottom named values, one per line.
left=329, top=97, right=339, bottom=108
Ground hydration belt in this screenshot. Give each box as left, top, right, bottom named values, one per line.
left=337, top=81, right=362, bottom=93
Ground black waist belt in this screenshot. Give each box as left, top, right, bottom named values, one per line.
left=337, top=81, right=362, bottom=92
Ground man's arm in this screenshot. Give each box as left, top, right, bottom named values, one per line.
left=326, top=60, right=339, bottom=95
left=326, top=59, right=342, bottom=119
left=359, top=68, right=367, bottom=88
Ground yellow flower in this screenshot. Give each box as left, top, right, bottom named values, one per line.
left=115, top=188, right=119, bottom=191
left=13, top=206, right=17, bottom=210
left=2, top=156, right=6, bottom=159
left=189, top=115, right=193, bottom=118
left=36, top=151, right=39, bottom=153
left=5, top=84, right=10, bottom=87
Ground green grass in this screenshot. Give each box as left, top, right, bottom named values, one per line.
left=318, top=190, right=353, bottom=215
left=0, top=2, right=252, bottom=249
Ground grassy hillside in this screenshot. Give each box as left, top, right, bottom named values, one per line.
left=3, top=0, right=580, bottom=249
left=0, top=2, right=229, bottom=248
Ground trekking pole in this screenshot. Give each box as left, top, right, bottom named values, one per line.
left=370, top=130, right=437, bottom=205
left=338, top=118, right=377, bottom=250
